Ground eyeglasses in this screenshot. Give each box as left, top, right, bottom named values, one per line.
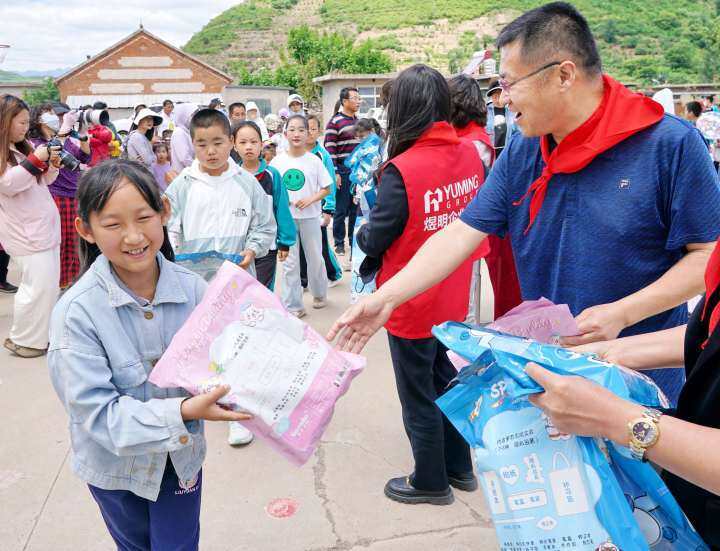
left=498, top=61, right=561, bottom=92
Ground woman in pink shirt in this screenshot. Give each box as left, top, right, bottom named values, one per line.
left=0, top=95, right=62, bottom=358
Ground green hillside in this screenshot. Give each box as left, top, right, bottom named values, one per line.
left=185, top=0, right=720, bottom=85
left=0, top=70, right=42, bottom=82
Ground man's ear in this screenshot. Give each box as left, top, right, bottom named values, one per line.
left=160, top=195, right=171, bottom=225
left=74, top=217, right=96, bottom=244
left=558, top=60, right=578, bottom=91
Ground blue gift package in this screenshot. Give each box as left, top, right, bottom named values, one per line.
left=433, top=322, right=707, bottom=551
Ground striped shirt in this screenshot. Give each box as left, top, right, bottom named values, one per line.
left=324, top=112, right=359, bottom=173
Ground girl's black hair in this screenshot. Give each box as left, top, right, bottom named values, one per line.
left=448, top=74, right=488, bottom=129
left=76, top=159, right=175, bottom=274
left=231, top=120, right=263, bottom=141
left=355, top=117, right=384, bottom=139
left=386, top=64, right=450, bottom=159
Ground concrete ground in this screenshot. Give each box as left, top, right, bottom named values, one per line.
left=0, top=258, right=498, bottom=551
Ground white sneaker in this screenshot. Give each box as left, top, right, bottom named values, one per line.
left=290, top=309, right=307, bottom=318
left=228, top=422, right=254, bottom=446
left=328, top=278, right=341, bottom=288
left=313, top=297, right=327, bottom=309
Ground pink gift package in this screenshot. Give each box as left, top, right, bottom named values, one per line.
left=487, top=297, right=579, bottom=344
left=447, top=298, right=580, bottom=370
left=149, top=261, right=365, bottom=466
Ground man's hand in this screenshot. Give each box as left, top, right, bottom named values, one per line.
left=560, top=302, right=628, bottom=346
left=336, top=174, right=342, bottom=189
left=327, top=293, right=394, bottom=353
left=238, top=249, right=256, bottom=269
left=180, top=385, right=253, bottom=422
left=278, top=249, right=289, bottom=262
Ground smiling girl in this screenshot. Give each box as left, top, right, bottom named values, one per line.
left=48, top=160, right=252, bottom=550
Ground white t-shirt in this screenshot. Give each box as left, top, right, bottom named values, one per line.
left=270, top=152, right=332, bottom=219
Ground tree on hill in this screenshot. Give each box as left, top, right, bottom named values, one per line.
left=23, top=78, right=60, bottom=106
left=229, top=25, right=393, bottom=104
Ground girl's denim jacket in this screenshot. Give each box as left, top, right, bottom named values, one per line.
left=48, top=253, right=207, bottom=501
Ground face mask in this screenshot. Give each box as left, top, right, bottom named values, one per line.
left=40, top=112, right=60, bottom=132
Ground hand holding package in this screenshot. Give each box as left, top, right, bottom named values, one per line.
left=149, top=261, right=365, bottom=465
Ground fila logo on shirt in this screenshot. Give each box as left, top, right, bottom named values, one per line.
left=619, top=178, right=630, bottom=190
left=423, top=174, right=482, bottom=214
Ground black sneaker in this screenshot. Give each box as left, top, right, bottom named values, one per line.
left=335, top=245, right=345, bottom=256
left=384, top=476, right=454, bottom=505
left=0, top=282, right=18, bottom=294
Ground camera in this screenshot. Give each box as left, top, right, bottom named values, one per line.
left=47, top=137, right=82, bottom=172
left=78, top=108, right=109, bottom=129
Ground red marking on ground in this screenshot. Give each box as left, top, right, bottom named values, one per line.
left=265, top=498, right=299, bottom=519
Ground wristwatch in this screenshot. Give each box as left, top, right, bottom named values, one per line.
left=628, top=408, right=662, bottom=461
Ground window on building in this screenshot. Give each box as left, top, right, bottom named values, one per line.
left=358, top=86, right=380, bottom=116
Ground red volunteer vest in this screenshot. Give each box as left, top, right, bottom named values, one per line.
left=377, top=121, right=489, bottom=339
left=453, top=123, right=523, bottom=318
left=455, top=121, right=494, bottom=162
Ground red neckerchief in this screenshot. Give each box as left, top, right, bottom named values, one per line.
left=701, top=239, right=720, bottom=347
left=456, top=121, right=495, bottom=164
left=513, top=75, right=665, bottom=233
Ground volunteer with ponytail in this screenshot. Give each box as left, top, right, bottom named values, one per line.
left=329, top=2, right=720, bottom=410
left=353, top=64, right=489, bottom=505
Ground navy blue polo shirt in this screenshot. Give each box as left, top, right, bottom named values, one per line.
left=461, top=114, right=720, bottom=405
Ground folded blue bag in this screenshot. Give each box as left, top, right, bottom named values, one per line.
left=433, top=322, right=707, bottom=551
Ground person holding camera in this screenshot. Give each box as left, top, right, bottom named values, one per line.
left=0, top=95, right=62, bottom=358
left=28, top=102, right=91, bottom=289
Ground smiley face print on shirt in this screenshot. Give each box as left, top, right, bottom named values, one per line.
left=283, top=168, right=306, bottom=191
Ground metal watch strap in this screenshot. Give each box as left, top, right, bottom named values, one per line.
left=629, top=409, right=662, bottom=461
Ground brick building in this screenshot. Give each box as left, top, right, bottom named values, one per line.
left=55, top=26, right=232, bottom=118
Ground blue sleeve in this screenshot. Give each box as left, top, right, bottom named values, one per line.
left=48, top=304, right=193, bottom=457
left=459, top=137, right=511, bottom=237
left=321, top=150, right=337, bottom=213
left=269, top=166, right=297, bottom=250
left=663, top=128, right=720, bottom=249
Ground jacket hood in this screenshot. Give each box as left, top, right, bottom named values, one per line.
left=246, top=101, right=260, bottom=118
left=173, top=103, right=199, bottom=130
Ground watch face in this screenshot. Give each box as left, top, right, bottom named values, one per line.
left=632, top=420, right=658, bottom=445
